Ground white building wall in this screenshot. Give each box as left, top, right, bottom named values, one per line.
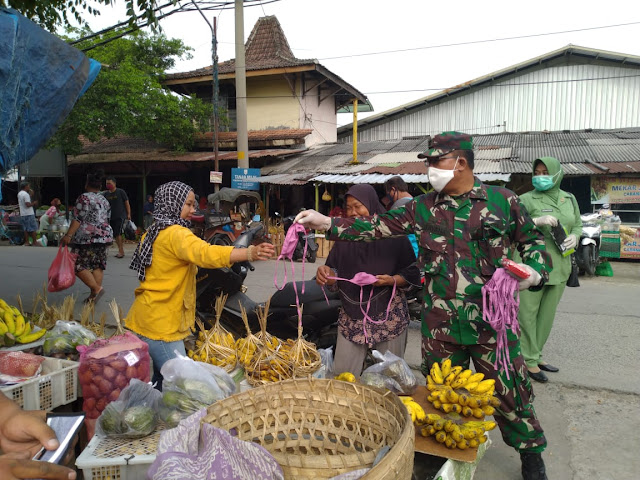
left=299, top=80, right=337, bottom=147
left=342, top=64, right=640, bottom=142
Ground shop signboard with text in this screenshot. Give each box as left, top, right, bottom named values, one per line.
left=231, top=168, right=260, bottom=191
left=591, top=177, right=640, bottom=204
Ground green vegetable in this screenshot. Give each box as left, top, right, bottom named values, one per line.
left=164, top=409, right=185, bottom=428
left=180, top=379, right=219, bottom=405
left=122, top=406, right=157, bottom=436
left=162, top=390, right=189, bottom=408
left=100, top=407, right=123, bottom=435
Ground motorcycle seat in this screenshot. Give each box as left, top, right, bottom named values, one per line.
left=191, top=214, right=205, bottom=223
left=270, top=280, right=338, bottom=307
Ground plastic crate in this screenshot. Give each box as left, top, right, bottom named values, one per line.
left=0, top=357, right=78, bottom=410
left=76, top=426, right=165, bottom=480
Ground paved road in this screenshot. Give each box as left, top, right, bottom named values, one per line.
left=1, top=242, right=639, bottom=479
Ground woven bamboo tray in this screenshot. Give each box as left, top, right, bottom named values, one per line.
left=203, top=378, right=414, bottom=480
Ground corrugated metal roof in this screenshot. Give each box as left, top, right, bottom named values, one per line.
left=365, top=152, right=423, bottom=164
left=474, top=160, right=504, bottom=174
left=259, top=128, right=640, bottom=183
left=311, top=173, right=511, bottom=184
left=475, top=148, right=513, bottom=160
left=312, top=174, right=431, bottom=184
left=255, top=174, right=308, bottom=185
left=338, top=45, right=640, bottom=136
left=586, top=161, right=640, bottom=173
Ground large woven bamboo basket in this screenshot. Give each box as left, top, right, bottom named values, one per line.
left=202, top=378, right=414, bottom=480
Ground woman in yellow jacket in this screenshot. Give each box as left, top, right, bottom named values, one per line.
left=126, top=181, right=274, bottom=389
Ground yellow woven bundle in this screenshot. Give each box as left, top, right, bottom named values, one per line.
left=235, top=304, right=263, bottom=367
left=245, top=300, right=292, bottom=386
left=188, top=294, right=237, bottom=372
left=290, top=307, right=321, bottom=376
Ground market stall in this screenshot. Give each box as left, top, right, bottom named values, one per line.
left=590, top=176, right=640, bottom=260
left=1, top=290, right=495, bottom=480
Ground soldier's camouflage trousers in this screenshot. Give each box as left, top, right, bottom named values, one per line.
left=421, top=336, right=547, bottom=453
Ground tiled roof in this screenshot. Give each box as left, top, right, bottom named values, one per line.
left=165, top=16, right=316, bottom=80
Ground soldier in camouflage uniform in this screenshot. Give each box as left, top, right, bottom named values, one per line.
left=297, top=132, right=552, bottom=480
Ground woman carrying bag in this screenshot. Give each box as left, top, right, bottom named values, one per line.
left=518, top=157, right=582, bottom=383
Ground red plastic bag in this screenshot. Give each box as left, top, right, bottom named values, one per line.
left=47, top=244, right=78, bottom=292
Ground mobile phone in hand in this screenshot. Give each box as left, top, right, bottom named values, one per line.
left=32, top=412, right=85, bottom=464
left=500, top=259, right=530, bottom=279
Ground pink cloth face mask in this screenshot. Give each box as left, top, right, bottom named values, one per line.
left=274, top=223, right=309, bottom=322
left=327, top=272, right=397, bottom=344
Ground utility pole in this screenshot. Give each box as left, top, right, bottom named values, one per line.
left=192, top=1, right=220, bottom=192
left=235, top=0, right=249, bottom=168
left=213, top=18, right=220, bottom=193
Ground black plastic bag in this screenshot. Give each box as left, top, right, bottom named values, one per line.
left=124, top=220, right=137, bottom=241
left=566, top=254, right=580, bottom=287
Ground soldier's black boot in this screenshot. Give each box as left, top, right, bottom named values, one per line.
left=520, top=451, right=548, bottom=480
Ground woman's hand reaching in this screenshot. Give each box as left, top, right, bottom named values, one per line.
left=251, top=242, right=276, bottom=261
left=315, top=265, right=336, bottom=286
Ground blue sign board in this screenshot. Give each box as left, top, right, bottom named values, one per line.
left=231, top=168, right=261, bottom=191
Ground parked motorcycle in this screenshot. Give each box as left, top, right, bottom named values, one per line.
left=195, top=224, right=340, bottom=349
left=576, top=212, right=602, bottom=276
left=282, top=214, right=319, bottom=263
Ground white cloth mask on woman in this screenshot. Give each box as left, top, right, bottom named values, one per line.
left=428, top=156, right=459, bottom=192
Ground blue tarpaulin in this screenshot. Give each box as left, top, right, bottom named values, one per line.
left=0, top=8, right=100, bottom=174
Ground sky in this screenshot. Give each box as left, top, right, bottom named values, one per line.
left=82, top=0, right=640, bottom=127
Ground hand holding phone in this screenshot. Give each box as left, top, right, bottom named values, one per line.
left=500, top=258, right=530, bottom=279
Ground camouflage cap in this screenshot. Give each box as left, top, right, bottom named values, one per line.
left=417, top=131, right=473, bottom=159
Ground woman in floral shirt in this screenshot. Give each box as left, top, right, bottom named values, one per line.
left=61, top=170, right=113, bottom=303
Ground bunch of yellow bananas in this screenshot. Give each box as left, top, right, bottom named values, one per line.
left=187, top=320, right=237, bottom=372
left=418, top=411, right=496, bottom=450
left=335, top=371, right=356, bottom=383
left=235, top=337, right=260, bottom=366
left=426, top=360, right=500, bottom=418
left=0, top=299, right=47, bottom=347
left=399, top=396, right=427, bottom=425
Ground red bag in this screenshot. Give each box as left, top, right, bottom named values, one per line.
left=47, top=244, right=78, bottom=292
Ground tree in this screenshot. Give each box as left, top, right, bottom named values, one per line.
left=48, top=28, right=216, bottom=155
left=1, top=0, right=171, bottom=32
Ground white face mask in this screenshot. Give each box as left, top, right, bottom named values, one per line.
left=428, top=157, right=459, bottom=192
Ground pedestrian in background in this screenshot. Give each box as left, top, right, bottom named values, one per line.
left=61, top=170, right=113, bottom=304
left=103, top=176, right=131, bottom=258
left=383, top=176, right=419, bottom=258
left=143, top=194, right=154, bottom=230
left=38, top=198, right=62, bottom=232
left=296, top=132, right=552, bottom=480
left=518, top=156, right=582, bottom=383
left=17, top=182, right=38, bottom=246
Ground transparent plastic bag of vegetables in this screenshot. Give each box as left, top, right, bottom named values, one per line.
left=159, top=354, right=236, bottom=428
left=96, top=378, right=162, bottom=438
left=360, top=350, right=417, bottom=395
left=43, top=320, right=97, bottom=359
left=77, top=331, right=151, bottom=420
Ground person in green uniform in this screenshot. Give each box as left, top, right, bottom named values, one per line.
left=296, top=132, right=553, bottom=480
left=518, top=157, right=582, bottom=383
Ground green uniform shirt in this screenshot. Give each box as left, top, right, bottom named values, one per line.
left=328, top=177, right=551, bottom=346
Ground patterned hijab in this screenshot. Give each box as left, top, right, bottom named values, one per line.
left=130, top=181, right=193, bottom=281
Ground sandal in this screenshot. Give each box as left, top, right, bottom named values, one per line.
left=84, top=287, right=105, bottom=304
left=115, top=253, right=124, bottom=258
